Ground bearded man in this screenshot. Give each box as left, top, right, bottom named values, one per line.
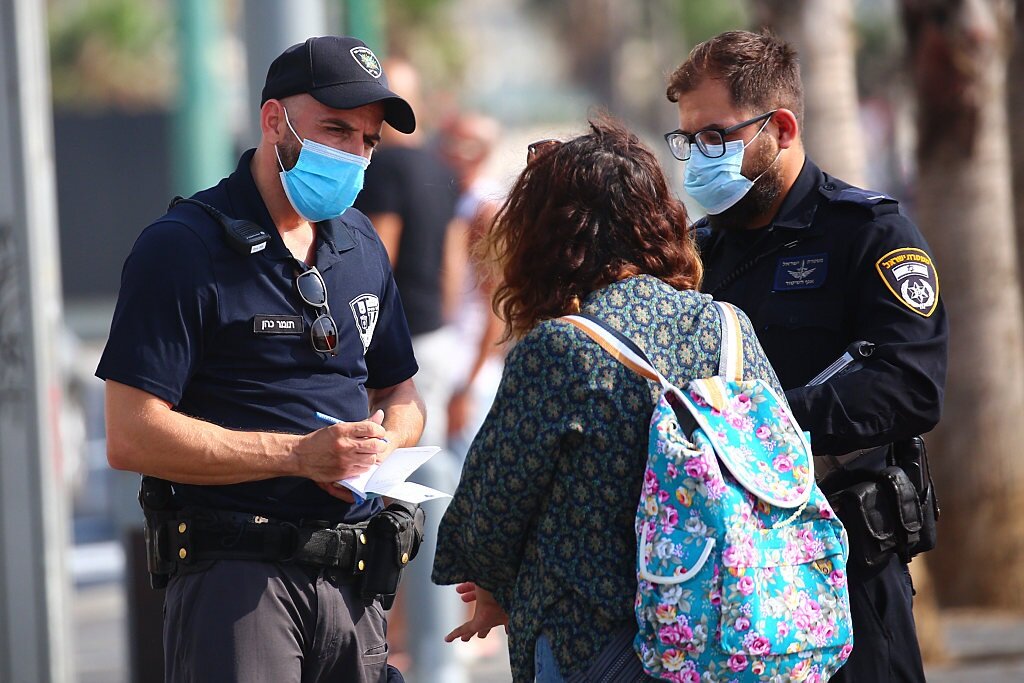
left=666, top=29, right=948, bottom=683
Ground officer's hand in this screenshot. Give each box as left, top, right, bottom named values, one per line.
left=295, top=410, right=389, bottom=482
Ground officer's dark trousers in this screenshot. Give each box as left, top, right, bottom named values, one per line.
left=831, top=554, right=926, bottom=682
left=163, top=560, right=391, bottom=683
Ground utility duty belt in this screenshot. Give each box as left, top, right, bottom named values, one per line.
left=820, top=437, right=939, bottom=572
left=139, top=477, right=424, bottom=609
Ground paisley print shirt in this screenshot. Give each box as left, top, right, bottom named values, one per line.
left=432, top=275, right=783, bottom=682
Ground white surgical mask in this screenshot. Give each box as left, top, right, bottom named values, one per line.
left=276, top=107, right=371, bottom=222
left=683, top=117, right=779, bottom=215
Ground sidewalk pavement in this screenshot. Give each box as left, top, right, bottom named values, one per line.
left=72, top=543, right=1024, bottom=683
left=925, top=609, right=1024, bottom=683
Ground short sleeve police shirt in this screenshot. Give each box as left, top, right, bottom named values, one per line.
left=96, top=150, right=418, bottom=522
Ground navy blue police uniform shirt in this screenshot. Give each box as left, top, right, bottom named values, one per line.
left=96, top=149, right=418, bottom=523
left=697, top=158, right=949, bottom=457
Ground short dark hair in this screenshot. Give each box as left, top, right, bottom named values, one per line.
left=667, top=30, right=804, bottom=124
left=483, top=115, right=702, bottom=340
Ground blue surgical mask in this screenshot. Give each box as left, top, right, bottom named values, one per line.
left=683, top=119, right=778, bottom=215
left=276, top=107, right=371, bottom=222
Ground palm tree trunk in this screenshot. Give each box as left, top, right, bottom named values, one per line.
left=902, top=0, right=1024, bottom=608
left=1011, top=4, right=1024, bottom=289
left=754, top=0, right=865, bottom=185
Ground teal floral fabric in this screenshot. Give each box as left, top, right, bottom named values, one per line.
left=432, top=275, right=784, bottom=682
left=634, top=375, right=853, bottom=681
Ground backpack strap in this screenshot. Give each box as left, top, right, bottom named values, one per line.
left=562, top=315, right=675, bottom=393
left=563, top=301, right=746, bottom=388
left=715, top=300, right=744, bottom=382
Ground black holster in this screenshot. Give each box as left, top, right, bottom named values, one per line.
left=138, top=476, right=181, bottom=589
left=824, top=437, right=939, bottom=571
left=360, top=501, right=425, bottom=609
left=893, top=436, right=940, bottom=555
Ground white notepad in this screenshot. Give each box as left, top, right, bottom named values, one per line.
left=337, top=446, right=451, bottom=504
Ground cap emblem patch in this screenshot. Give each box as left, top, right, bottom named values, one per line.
left=875, top=247, right=939, bottom=317
left=350, top=47, right=382, bottom=78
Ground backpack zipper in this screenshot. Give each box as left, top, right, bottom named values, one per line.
left=597, top=646, right=636, bottom=683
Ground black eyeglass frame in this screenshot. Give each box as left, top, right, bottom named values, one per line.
left=294, top=262, right=339, bottom=356
left=527, top=138, right=561, bottom=162
left=664, top=110, right=777, bottom=161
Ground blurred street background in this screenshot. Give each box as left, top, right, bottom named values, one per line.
left=4, top=0, right=1024, bottom=681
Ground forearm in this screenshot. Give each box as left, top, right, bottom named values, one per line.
left=465, top=311, right=505, bottom=388
left=785, top=366, right=942, bottom=455
left=105, top=380, right=300, bottom=484
left=368, top=378, right=425, bottom=449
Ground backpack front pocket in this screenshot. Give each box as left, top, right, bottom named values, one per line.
left=717, top=518, right=851, bottom=657
left=634, top=522, right=717, bottom=669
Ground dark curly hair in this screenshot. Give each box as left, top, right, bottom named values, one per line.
left=482, top=115, right=701, bottom=340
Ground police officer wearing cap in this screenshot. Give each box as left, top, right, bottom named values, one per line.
left=98, top=36, right=424, bottom=683
left=664, top=31, right=948, bottom=682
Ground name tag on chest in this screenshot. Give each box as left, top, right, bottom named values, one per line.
left=253, top=314, right=304, bottom=335
left=774, top=253, right=828, bottom=290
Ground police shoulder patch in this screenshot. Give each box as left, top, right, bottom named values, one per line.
left=349, top=293, right=380, bottom=353
left=875, top=247, right=939, bottom=317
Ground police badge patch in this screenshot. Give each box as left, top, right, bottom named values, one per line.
left=774, top=253, right=828, bottom=290
left=350, top=47, right=382, bottom=78
left=349, top=294, right=380, bottom=353
left=875, top=247, right=939, bottom=317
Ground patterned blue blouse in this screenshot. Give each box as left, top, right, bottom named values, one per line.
left=432, top=275, right=784, bottom=682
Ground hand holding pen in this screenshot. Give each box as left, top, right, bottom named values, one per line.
left=293, top=409, right=390, bottom=500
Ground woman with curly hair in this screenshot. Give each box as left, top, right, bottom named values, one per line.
left=431, top=116, right=784, bottom=682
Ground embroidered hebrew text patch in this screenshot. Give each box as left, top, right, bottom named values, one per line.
left=774, top=253, right=828, bottom=290
left=253, top=315, right=303, bottom=334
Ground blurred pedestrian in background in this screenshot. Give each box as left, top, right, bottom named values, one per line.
left=437, top=111, right=508, bottom=462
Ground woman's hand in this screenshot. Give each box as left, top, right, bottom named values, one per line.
left=444, top=583, right=509, bottom=642
left=455, top=581, right=479, bottom=603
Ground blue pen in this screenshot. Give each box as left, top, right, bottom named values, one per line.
left=315, top=411, right=389, bottom=443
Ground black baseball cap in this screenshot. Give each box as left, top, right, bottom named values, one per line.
left=261, top=36, right=416, bottom=134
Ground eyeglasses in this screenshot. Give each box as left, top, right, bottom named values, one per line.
left=295, top=262, right=339, bottom=356
left=664, top=110, right=776, bottom=161
left=527, top=139, right=561, bottom=162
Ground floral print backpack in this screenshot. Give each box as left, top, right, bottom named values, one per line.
left=565, top=301, right=853, bottom=682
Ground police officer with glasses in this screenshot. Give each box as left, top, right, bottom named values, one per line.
left=665, top=30, right=948, bottom=682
